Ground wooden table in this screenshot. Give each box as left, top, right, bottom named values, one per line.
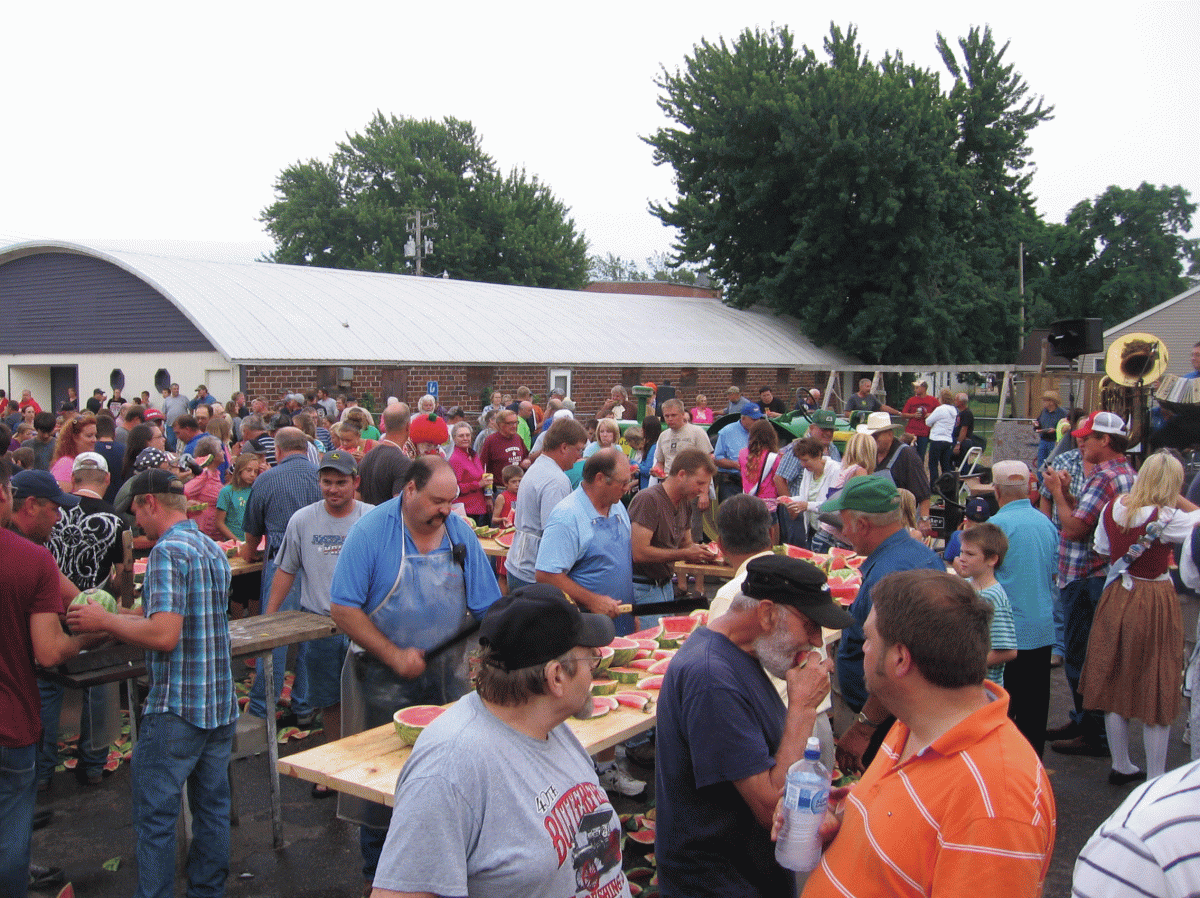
left=674, top=559, right=736, bottom=596
left=279, top=701, right=657, bottom=807
left=478, top=537, right=509, bottom=558
left=47, top=610, right=338, bottom=849
left=229, top=557, right=263, bottom=576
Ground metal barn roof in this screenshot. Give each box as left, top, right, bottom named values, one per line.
left=0, top=241, right=860, bottom=369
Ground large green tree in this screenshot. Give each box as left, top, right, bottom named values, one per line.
left=646, top=24, right=1018, bottom=364
left=261, top=113, right=590, bottom=289
left=1053, top=182, right=1199, bottom=326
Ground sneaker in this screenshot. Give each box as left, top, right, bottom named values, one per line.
left=624, top=738, right=657, bottom=769
left=597, top=763, right=647, bottom=799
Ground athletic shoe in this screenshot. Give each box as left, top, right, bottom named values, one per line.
left=597, top=763, right=647, bottom=799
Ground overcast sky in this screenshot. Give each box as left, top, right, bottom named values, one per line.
left=2, top=1, right=1196, bottom=267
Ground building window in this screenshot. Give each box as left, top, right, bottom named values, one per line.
left=549, top=368, right=572, bottom=399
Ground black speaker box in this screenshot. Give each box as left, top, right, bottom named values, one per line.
left=1047, top=318, right=1103, bottom=359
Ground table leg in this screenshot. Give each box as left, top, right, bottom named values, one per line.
left=262, top=652, right=283, bottom=849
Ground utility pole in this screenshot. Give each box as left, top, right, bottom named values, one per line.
left=404, top=209, right=437, bottom=276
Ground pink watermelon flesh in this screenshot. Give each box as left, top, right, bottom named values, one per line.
left=648, top=658, right=671, bottom=675
left=628, top=658, right=657, bottom=670
left=393, top=705, right=445, bottom=744
left=638, top=675, right=664, bottom=690
left=608, top=636, right=639, bottom=667
left=660, top=616, right=697, bottom=635
left=628, top=626, right=664, bottom=642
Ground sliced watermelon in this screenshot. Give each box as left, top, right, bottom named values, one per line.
left=647, top=658, right=672, bottom=675
left=633, top=638, right=659, bottom=652
left=661, top=615, right=698, bottom=635
left=591, top=678, right=618, bottom=697
left=626, top=829, right=656, bottom=845
left=393, top=705, right=446, bottom=745
left=628, top=658, right=658, bottom=671
left=784, top=544, right=817, bottom=559
left=628, top=624, right=664, bottom=642
left=829, top=583, right=858, bottom=605
left=608, top=636, right=639, bottom=668
left=595, top=645, right=616, bottom=673
left=688, top=609, right=709, bottom=626
left=608, top=666, right=643, bottom=685
left=637, top=675, right=664, bottom=690
left=615, top=690, right=654, bottom=712
left=591, top=695, right=619, bottom=717
left=494, top=530, right=515, bottom=549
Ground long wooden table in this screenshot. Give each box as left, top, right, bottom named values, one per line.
left=278, top=701, right=657, bottom=807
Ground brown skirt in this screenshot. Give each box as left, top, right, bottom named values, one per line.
left=1079, top=577, right=1182, bottom=725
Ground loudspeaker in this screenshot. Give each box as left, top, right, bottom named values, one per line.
left=1047, top=318, right=1103, bottom=359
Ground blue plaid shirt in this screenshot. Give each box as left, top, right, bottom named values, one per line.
left=243, top=453, right=321, bottom=556
left=1057, top=456, right=1136, bottom=584
left=142, top=519, right=237, bottom=729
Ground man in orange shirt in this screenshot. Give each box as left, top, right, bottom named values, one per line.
left=803, top=569, right=1055, bottom=897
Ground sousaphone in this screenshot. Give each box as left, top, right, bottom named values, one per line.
left=1102, top=333, right=1168, bottom=449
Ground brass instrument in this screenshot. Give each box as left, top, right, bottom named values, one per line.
left=1102, top=333, right=1169, bottom=449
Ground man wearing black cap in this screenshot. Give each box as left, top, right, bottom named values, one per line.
left=370, top=585, right=630, bottom=898
left=655, top=555, right=851, bottom=898
left=68, top=468, right=238, bottom=898
left=263, top=451, right=372, bottom=764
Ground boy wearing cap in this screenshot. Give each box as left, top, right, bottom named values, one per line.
left=819, top=476, right=943, bottom=775
left=941, top=496, right=992, bottom=564
left=68, top=468, right=238, bottom=898
left=1044, top=411, right=1136, bottom=757
left=655, top=555, right=850, bottom=898
left=264, top=451, right=372, bottom=759
left=371, top=585, right=630, bottom=898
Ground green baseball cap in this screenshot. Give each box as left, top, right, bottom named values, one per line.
left=819, top=475, right=900, bottom=514
left=809, top=409, right=838, bottom=429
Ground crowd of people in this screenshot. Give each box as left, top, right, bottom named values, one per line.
left=2, top=361, right=1200, bottom=898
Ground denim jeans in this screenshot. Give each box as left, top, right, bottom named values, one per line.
left=37, top=678, right=109, bottom=784
left=0, top=742, right=36, bottom=898
left=132, top=713, right=235, bottom=898
left=632, top=580, right=672, bottom=628
left=247, top=556, right=311, bottom=720
left=1061, top=576, right=1107, bottom=743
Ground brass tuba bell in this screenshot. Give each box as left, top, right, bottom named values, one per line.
left=1104, top=333, right=1169, bottom=387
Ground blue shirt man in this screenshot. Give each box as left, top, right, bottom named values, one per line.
left=990, top=460, right=1060, bottom=757
left=535, top=448, right=634, bottom=629
left=713, top=409, right=758, bottom=502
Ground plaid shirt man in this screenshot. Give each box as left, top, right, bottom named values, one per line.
left=142, top=519, right=237, bottom=729
left=243, top=453, right=321, bottom=557
left=1057, top=456, right=1136, bottom=584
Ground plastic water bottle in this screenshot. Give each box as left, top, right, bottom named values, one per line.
left=775, top=736, right=831, bottom=872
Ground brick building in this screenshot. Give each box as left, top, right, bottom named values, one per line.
left=1, top=240, right=860, bottom=416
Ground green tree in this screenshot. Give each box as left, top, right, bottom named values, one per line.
left=1056, top=183, right=1199, bottom=327
left=646, top=24, right=1005, bottom=364
left=587, top=251, right=701, bottom=285
left=261, top=113, right=589, bottom=289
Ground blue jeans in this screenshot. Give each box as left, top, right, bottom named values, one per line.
left=912, top=435, right=929, bottom=462
left=131, top=713, right=235, bottom=898
left=632, top=580, right=672, bottom=628
left=0, top=743, right=36, bottom=898
left=37, top=678, right=109, bottom=784
left=247, top=556, right=311, bottom=720
left=1061, top=576, right=1107, bottom=744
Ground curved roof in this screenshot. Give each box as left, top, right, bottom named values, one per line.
left=0, top=240, right=860, bottom=369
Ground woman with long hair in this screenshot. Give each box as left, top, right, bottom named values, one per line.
left=811, top=432, right=877, bottom=552
left=638, top=416, right=663, bottom=489
left=121, top=424, right=164, bottom=485
left=50, top=413, right=98, bottom=489
left=739, top=419, right=782, bottom=511
left=1079, top=451, right=1200, bottom=782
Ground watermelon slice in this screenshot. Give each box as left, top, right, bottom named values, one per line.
left=628, top=624, right=664, bottom=642
left=829, top=583, right=858, bottom=605
left=591, top=695, right=619, bottom=717
left=591, top=678, right=618, bottom=697
left=393, top=705, right=446, bottom=745
left=626, top=829, right=656, bottom=845
left=615, top=690, right=654, bottom=712
left=608, top=636, right=639, bottom=668
left=594, top=645, right=616, bottom=673
left=784, top=544, right=817, bottom=559
left=688, top=609, right=709, bottom=626
left=633, top=638, right=659, bottom=652
left=651, top=649, right=675, bottom=660
left=637, top=675, right=664, bottom=690
left=494, top=529, right=515, bottom=549
left=628, top=658, right=657, bottom=671
left=608, top=666, right=643, bottom=685
left=647, top=658, right=671, bottom=675
left=657, top=617, right=695, bottom=649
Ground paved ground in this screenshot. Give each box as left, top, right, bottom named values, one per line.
left=32, top=593, right=1197, bottom=898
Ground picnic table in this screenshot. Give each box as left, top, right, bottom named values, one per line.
left=278, top=701, right=657, bottom=807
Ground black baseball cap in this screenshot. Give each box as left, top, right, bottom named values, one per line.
left=117, top=469, right=184, bottom=514
left=742, top=555, right=855, bottom=630
left=319, top=450, right=357, bottom=476
left=480, top=584, right=615, bottom=672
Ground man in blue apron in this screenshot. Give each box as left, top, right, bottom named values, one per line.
left=329, top=455, right=501, bottom=893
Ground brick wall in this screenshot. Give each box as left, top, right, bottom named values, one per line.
left=242, top=364, right=825, bottom=417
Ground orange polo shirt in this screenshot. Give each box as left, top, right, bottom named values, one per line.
left=803, top=682, right=1055, bottom=898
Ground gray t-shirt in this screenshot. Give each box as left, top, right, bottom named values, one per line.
left=275, top=499, right=373, bottom=615
left=505, top=454, right=572, bottom=582
left=655, top=423, right=713, bottom=477
left=374, top=691, right=630, bottom=898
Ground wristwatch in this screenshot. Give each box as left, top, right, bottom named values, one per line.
left=855, top=711, right=880, bottom=728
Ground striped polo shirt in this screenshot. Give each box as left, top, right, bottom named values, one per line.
left=804, top=682, right=1055, bottom=897
left=1072, top=759, right=1200, bottom=897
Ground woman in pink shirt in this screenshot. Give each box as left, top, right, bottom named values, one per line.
left=50, top=414, right=98, bottom=489
left=690, top=394, right=714, bottom=426
left=739, top=419, right=783, bottom=511
left=447, top=422, right=489, bottom=525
